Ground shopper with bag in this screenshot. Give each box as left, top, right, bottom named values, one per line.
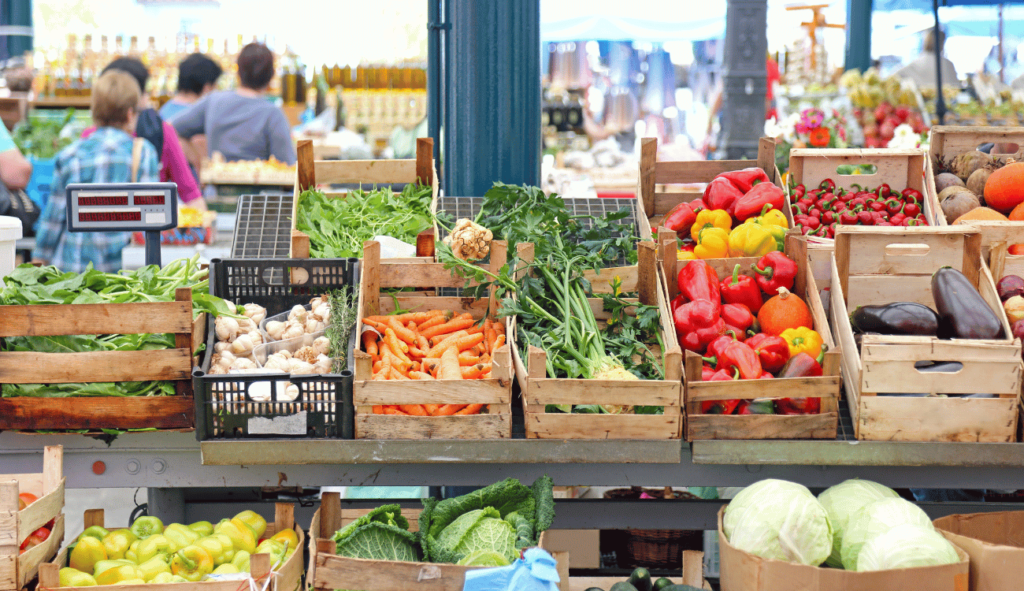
left=33, top=70, right=159, bottom=273
left=0, top=122, right=38, bottom=240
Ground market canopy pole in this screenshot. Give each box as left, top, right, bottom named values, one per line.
left=717, top=0, right=768, bottom=160
left=933, top=0, right=947, bottom=124
left=443, top=0, right=541, bottom=195
left=844, top=0, right=873, bottom=72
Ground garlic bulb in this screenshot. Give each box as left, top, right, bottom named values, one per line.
left=312, top=356, right=332, bottom=374
left=282, top=323, right=305, bottom=340
left=236, top=317, right=254, bottom=333
left=282, top=383, right=300, bottom=402
left=231, top=334, right=255, bottom=355
left=214, top=342, right=230, bottom=354
left=312, top=303, right=330, bottom=322
left=233, top=357, right=257, bottom=370
left=313, top=337, right=331, bottom=357
left=265, top=321, right=286, bottom=341
left=247, top=330, right=263, bottom=345
left=288, top=305, right=307, bottom=323
left=215, top=316, right=240, bottom=341
left=289, top=360, right=316, bottom=375
left=243, top=303, right=267, bottom=324
left=263, top=356, right=291, bottom=372
left=277, top=349, right=292, bottom=360
left=305, top=318, right=322, bottom=334
left=216, top=351, right=236, bottom=370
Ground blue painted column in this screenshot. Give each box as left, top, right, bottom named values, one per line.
left=0, top=0, right=33, bottom=60
left=845, top=0, right=873, bottom=72
left=717, top=0, right=768, bottom=160
left=444, top=0, right=541, bottom=196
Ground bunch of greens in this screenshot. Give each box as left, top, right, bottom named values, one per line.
left=296, top=183, right=433, bottom=258
left=12, top=109, right=76, bottom=159
left=332, top=504, right=420, bottom=562
left=325, top=285, right=359, bottom=373
left=1, top=254, right=239, bottom=398
left=419, top=476, right=554, bottom=565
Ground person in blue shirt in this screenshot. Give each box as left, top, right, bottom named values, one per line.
left=33, top=70, right=159, bottom=273
left=0, top=120, right=32, bottom=190
left=160, top=53, right=223, bottom=122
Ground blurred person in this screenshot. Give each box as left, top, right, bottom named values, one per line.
left=173, top=43, right=296, bottom=165
left=893, top=29, right=959, bottom=89
left=33, top=71, right=159, bottom=272
left=0, top=123, right=32, bottom=189
left=160, top=53, right=223, bottom=121
left=85, top=57, right=206, bottom=211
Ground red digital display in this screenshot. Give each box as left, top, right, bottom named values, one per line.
left=133, top=194, right=166, bottom=205
left=78, top=195, right=129, bottom=206
left=78, top=211, right=142, bottom=223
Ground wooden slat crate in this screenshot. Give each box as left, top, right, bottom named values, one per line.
left=308, top=492, right=568, bottom=591
left=511, top=242, right=684, bottom=439
left=569, top=551, right=710, bottom=591
left=636, top=137, right=785, bottom=241
left=40, top=503, right=303, bottom=591
left=1, top=446, right=64, bottom=591
left=660, top=233, right=841, bottom=440
left=0, top=289, right=200, bottom=431
left=290, top=138, right=438, bottom=259
left=830, top=226, right=1022, bottom=442
left=352, top=240, right=514, bottom=440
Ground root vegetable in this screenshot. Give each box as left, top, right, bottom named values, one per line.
left=940, top=189, right=981, bottom=224
left=967, top=168, right=993, bottom=202
left=443, top=218, right=493, bottom=261
left=265, top=321, right=286, bottom=341
left=952, top=151, right=993, bottom=181
left=282, top=322, right=305, bottom=340
left=215, top=316, right=240, bottom=341
left=288, top=305, right=307, bottom=323
left=934, top=172, right=965, bottom=194
left=243, top=304, right=267, bottom=324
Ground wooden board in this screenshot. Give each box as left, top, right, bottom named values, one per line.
left=0, top=446, right=64, bottom=590
left=569, top=550, right=710, bottom=591
left=929, top=125, right=1024, bottom=166
left=0, top=397, right=194, bottom=430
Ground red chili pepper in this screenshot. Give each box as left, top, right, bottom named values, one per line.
left=717, top=341, right=763, bottom=379
left=849, top=196, right=866, bottom=208
left=869, top=200, right=886, bottom=213
left=838, top=208, right=859, bottom=225
left=876, top=183, right=891, bottom=199
left=904, top=202, right=921, bottom=217
left=674, top=299, right=725, bottom=353
left=890, top=213, right=906, bottom=225
left=797, top=197, right=815, bottom=211
left=721, top=303, right=755, bottom=333
left=663, top=202, right=698, bottom=235
left=717, top=167, right=771, bottom=193
left=902, top=187, right=923, bottom=202
left=719, top=264, right=763, bottom=314
left=677, top=260, right=721, bottom=315
left=745, top=333, right=791, bottom=373
left=806, top=216, right=821, bottom=229
left=733, top=183, right=785, bottom=222
left=822, top=211, right=835, bottom=224
left=819, top=179, right=836, bottom=193
left=876, top=221, right=894, bottom=226
left=857, top=210, right=875, bottom=225
left=751, top=251, right=798, bottom=295
left=702, top=177, right=745, bottom=215
left=793, top=184, right=806, bottom=199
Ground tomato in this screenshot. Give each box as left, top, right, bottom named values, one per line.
left=18, top=492, right=37, bottom=510
left=19, top=526, right=50, bottom=554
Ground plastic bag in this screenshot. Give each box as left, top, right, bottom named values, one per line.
left=462, top=548, right=560, bottom=591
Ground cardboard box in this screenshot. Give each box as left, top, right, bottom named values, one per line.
left=934, top=511, right=1024, bottom=591
left=543, top=530, right=601, bottom=569
left=718, top=508, right=970, bottom=591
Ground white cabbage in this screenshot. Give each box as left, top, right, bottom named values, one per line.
left=855, top=524, right=960, bottom=572
left=818, top=479, right=899, bottom=567
left=840, top=498, right=933, bottom=570
left=724, top=479, right=833, bottom=566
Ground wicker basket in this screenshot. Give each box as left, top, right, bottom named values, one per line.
left=604, top=487, right=702, bottom=570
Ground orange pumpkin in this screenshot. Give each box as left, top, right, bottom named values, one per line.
left=1010, top=201, right=1024, bottom=221
left=954, top=207, right=1008, bottom=224
left=984, top=162, right=1024, bottom=214
left=757, top=288, right=813, bottom=336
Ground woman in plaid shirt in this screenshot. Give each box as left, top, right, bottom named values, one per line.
left=33, top=70, right=159, bottom=273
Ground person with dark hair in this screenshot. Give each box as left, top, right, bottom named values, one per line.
left=160, top=53, right=223, bottom=121
left=173, top=43, right=296, bottom=164
left=81, top=56, right=206, bottom=210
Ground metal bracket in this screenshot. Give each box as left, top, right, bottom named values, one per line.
left=427, top=21, right=450, bottom=31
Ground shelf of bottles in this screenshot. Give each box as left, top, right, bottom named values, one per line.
left=308, top=63, right=428, bottom=138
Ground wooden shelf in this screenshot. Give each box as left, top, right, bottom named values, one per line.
left=30, top=97, right=92, bottom=109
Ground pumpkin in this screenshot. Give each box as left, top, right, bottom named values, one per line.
left=983, top=162, right=1024, bottom=214
left=953, top=207, right=1008, bottom=224
left=757, top=287, right=813, bottom=336
left=1010, top=201, right=1024, bottom=221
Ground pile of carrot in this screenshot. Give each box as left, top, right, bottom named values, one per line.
left=361, top=310, right=506, bottom=416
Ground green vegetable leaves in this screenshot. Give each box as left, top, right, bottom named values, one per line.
left=332, top=505, right=420, bottom=562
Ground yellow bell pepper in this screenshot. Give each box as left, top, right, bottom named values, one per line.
left=728, top=223, right=778, bottom=258
left=780, top=327, right=825, bottom=358
left=756, top=207, right=788, bottom=229
left=690, top=209, right=732, bottom=242
left=694, top=227, right=730, bottom=259
left=677, top=249, right=697, bottom=261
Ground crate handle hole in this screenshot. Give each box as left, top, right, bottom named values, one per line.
left=835, top=164, right=878, bottom=176
left=885, top=243, right=930, bottom=256
left=913, top=360, right=963, bottom=374
left=979, top=142, right=1019, bottom=155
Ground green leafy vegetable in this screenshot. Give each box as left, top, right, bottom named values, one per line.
left=12, top=109, right=76, bottom=158
left=435, top=507, right=518, bottom=564
left=332, top=505, right=420, bottom=562
left=326, top=286, right=358, bottom=373
left=296, top=183, right=433, bottom=258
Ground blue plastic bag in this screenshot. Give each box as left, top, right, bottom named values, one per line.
left=462, top=548, right=560, bottom=591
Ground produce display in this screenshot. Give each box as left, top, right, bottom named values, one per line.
left=331, top=476, right=553, bottom=567
left=841, top=69, right=929, bottom=148
left=11, top=109, right=77, bottom=159
left=59, top=510, right=295, bottom=585
left=790, top=178, right=929, bottom=237
left=658, top=168, right=788, bottom=260
left=200, top=154, right=296, bottom=185
left=933, top=152, right=1019, bottom=224
left=296, top=183, right=434, bottom=258
left=581, top=568, right=701, bottom=591
left=724, top=478, right=960, bottom=572
left=17, top=493, right=55, bottom=555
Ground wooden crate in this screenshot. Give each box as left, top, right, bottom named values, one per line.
left=830, top=226, right=1022, bottom=442
left=929, top=125, right=1024, bottom=171
left=636, top=137, right=784, bottom=241
left=352, top=240, right=514, bottom=440
left=0, top=289, right=201, bottom=431
left=308, top=492, right=568, bottom=591
left=40, top=503, right=303, bottom=591
left=660, top=234, right=841, bottom=440
left=511, top=242, right=684, bottom=439
left=290, top=138, right=438, bottom=259
left=569, top=550, right=710, bottom=591
left=1, top=446, right=64, bottom=591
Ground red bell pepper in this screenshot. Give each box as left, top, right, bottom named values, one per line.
left=663, top=202, right=697, bottom=235
left=705, top=334, right=736, bottom=366
left=701, top=368, right=741, bottom=414
left=721, top=303, right=754, bottom=333
left=759, top=371, right=774, bottom=379
left=738, top=399, right=775, bottom=414
left=733, top=184, right=786, bottom=222
left=717, top=167, right=770, bottom=193
left=702, top=177, right=745, bottom=215
left=777, top=398, right=821, bottom=414
left=778, top=352, right=823, bottom=378
left=701, top=364, right=716, bottom=381
left=671, top=294, right=685, bottom=312
left=674, top=299, right=725, bottom=353
left=751, top=252, right=798, bottom=295
left=720, top=263, right=763, bottom=314
left=717, top=341, right=762, bottom=379
left=724, top=325, right=748, bottom=342
left=745, top=333, right=790, bottom=373
left=678, top=260, right=721, bottom=315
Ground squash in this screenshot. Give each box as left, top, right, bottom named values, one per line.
left=757, top=287, right=813, bottom=336
left=1009, top=201, right=1024, bottom=221
left=983, top=162, right=1024, bottom=214
left=953, top=207, right=1008, bottom=224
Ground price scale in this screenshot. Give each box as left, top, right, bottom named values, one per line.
left=66, top=183, right=178, bottom=266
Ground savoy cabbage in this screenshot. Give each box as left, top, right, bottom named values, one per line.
left=332, top=504, right=420, bottom=561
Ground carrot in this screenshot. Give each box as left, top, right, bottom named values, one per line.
left=416, top=313, right=451, bottom=331
left=382, top=407, right=409, bottom=415
left=466, top=324, right=485, bottom=336
left=376, top=354, right=393, bottom=379
left=492, top=334, right=506, bottom=350
left=372, top=405, right=384, bottom=414
left=421, top=357, right=441, bottom=373
left=454, top=333, right=485, bottom=352
left=417, top=335, right=431, bottom=353
left=420, top=314, right=475, bottom=339
left=363, top=331, right=379, bottom=356
left=382, top=347, right=412, bottom=370
left=425, top=330, right=469, bottom=358
left=458, top=352, right=481, bottom=366
left=434, top=404, right=466, bottom=416
left=409, top=371, right=435, bottom=381
left=400, top=404, right=428, bottom=416
left=454, top=403, right=485, bottom=415
left=361, top=318, right=387, bottom=332
left=384, top=327, right=409, bottom=354
left=409, top=347, right=428, bottom=359
left=388, top=317, right=418, bottom=345
left=372, top=360, right=383, bottom=373
left=424, top=403, right=441, bottom=415
left=484, top=327, right=497, bottom=354
left=480, top=353, right=491, bottom=364
left=392, top=311, right=442, bottom=324
left=390, top=367, right=410, bottom=380
left=436, top=346, right=463, bottom=380
left=461, top=364, right=486, bottom=379
left=482, top=371, right=492, bottom=379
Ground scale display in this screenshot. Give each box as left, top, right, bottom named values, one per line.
left=66, top=183, right=178, bottom=232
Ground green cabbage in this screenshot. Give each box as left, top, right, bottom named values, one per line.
left=457, top=550, right=512, bottom=567
left=332, top=505, right=420, bottom=562
left=855, top=524, right=961, bottom=572
left=724, top=479, right=833, bottom=566
left=435, top=508, right=517, bottom=564
left=840, top=498, right=933, bottom=570
left=817, top=479, right=899, bottom=567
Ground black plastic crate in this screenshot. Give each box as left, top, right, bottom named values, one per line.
left=193, top=258, right=360, bottom=441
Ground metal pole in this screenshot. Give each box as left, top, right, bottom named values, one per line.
left=144, top=231, right=161, bottom=267
left=844, top=0, right=873, bottom=72
left=427, top=0, right=443, bottom=168
left=718, top=0, right=768, bottom=160
left=933, top=0, right=946, bottom=125
left=444, top=0, right=541, bottom=195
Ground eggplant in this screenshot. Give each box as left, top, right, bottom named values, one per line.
left=851, top=303, right=939, bottom=336
left=932, top=267, right=1005, bottom=340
